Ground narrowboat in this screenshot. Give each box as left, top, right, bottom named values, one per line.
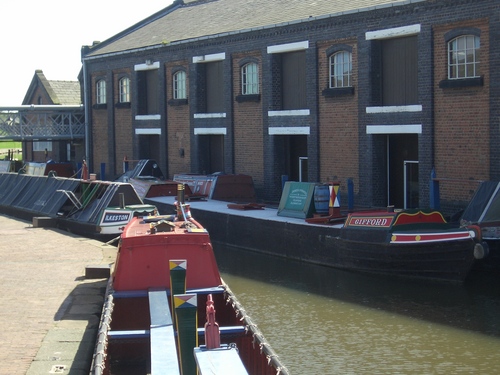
left=144, top=178, right=485, bottom=283
left=460, top=181, right=500, bottom=269
left=0, top=171, right=157, bottom=241
left=328, top=209, right=485, bottom=282
left=91, top=185, right=288, bottom=375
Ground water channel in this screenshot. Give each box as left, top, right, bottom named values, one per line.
left=213, top=244, right=500, bottom=374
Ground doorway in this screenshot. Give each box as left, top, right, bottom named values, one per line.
left=198, top=134, right=225, bottom=174
left=280, top=135, right=308, bottom=182
left=387, top=134, right=418, bottom=208
left=138, top=135, right=160, bottom=161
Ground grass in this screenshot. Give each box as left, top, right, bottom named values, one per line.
left=0, top=141, right=21, bottom=150
left=0, top=141, right=22, bottom=158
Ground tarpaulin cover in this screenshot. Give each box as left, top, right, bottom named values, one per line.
left=0, top=173, right=145, bottom=224
left=0, top=173, right=80, bottom=216
left=461, top=181, right=500, bottom=223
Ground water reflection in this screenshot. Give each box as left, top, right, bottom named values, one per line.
left=213, top=243, right=500, bottom=374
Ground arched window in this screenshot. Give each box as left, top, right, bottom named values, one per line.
left=119, top=77, right=130, bottom=103
left=448, top=35, right=480, bottom=79
left=173, top=70, right=187, bottom=99
left=96, top=79, right=106, bottom=104
left=329, top=51, right=352, bottom=88
left=241, top=62, right=259, bottom=95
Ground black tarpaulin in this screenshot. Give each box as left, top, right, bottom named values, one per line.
left=461, top=181, right=500, bottom=223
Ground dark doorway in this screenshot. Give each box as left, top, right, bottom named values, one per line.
left=206, top=61, right=224, bottom=113
left=138, top=135, right=160, bottom=162
left=388, top=134, right=418, bottom=208
left=381, top=36, right=418, bottom=106
left=281, top=51, right=307, bottom=110
left=198, top=134, right=224, bottom=174
left=276, top=135, right=308, bottom=182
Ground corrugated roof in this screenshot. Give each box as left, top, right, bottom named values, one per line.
left=86, top=0, right=424, bottom=57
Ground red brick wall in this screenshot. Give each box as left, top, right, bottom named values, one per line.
left=433, top=19, right=490, bottom=202
left=166, top=61, right=191, bottom=178
left=317, top=38, right=359, bottom=194
left=232, top=52, right=264, bottom=190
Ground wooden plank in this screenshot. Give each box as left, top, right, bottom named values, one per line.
left=148, top=289, right=180, bottom=375
left=194, top=345, right=248, bottom=375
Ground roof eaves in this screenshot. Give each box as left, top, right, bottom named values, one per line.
left=83, top=0, right=427, bottom=62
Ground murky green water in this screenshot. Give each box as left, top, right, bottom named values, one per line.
left=214, top=245, right=500, bottom=374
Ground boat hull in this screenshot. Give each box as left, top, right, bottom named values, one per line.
left=147, top=199, right=478, bottom=283
left=326, top=234, right=476, bottom=282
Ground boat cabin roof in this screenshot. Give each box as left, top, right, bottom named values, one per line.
left=112, top=216, right=222, bottom=291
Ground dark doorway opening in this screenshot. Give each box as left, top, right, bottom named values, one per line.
left=198, top=134, right=225, bottom=174
left=388, top=134, right=419, bottom=208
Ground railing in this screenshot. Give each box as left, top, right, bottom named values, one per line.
left=0, top=105, right=84, bottom=140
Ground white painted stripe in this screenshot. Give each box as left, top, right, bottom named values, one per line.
left=366, top=124, right=422, bottom=134
left=135, top=114, right=161, bottom=120
left=366, top=105, right=422, bottom=113
left=194, top=113, right=226, bottom=119
left=134, top=61, right=160, bottom=71
left=269, top=126, right=310, bottom=135
left=194, top=127, right=227, bottom=135
left=366, top=24, right=421, bottom=40
left=268, top=109, right=310, bottom=117
left=267, top=41, right=309, bottom=54
left=192, top=52, right=226, bottom=63
left=135, top=128, right=161, bottom=135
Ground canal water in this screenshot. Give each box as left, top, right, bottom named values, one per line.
left=213, top=244, right=500, bottom=374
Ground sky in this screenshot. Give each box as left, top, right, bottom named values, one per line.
left=0, top=1, right=174, bottom=106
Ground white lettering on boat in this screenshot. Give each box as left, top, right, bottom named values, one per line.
left=352, top=218, right=388, bottom=226
left=102, top=212, right=131, bottom=223
left=347, top=215, right=393, bottom=228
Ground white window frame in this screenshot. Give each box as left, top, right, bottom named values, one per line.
left=448, top=35, right=480, bottom=79
left=242, top=62, right=259, bottom=95
left=33, top=141, right=52, bottom=152
left=173, top=71, right=187, bottom=99
left=329, top=51, right=352, bottom=88
left=96, top=79, right=106, bottom=104
left=119, top=77, right=130, bottom=103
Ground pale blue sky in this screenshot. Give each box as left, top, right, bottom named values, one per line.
left=0, top=0, right=172, bottom=105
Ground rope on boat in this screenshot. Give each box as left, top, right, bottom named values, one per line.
left=222, top=282, right=290, bottom=375
left=90, top=278, right=114, bottom=375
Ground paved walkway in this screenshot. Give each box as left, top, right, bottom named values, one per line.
left=0, top=214, right=116, bottom=375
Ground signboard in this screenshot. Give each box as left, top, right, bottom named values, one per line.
left=277, top=181, right=316, bottom=219
left=345, top=214, right=395, bottom=228
left=101, top=211, right=131, bottom=224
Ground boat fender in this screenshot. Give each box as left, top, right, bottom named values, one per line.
left=474, top=241, right=489, bottom=260
left=468, top=225, right=482, bottom=241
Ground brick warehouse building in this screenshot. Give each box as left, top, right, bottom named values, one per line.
left=80, top=0, right=500, bottom=214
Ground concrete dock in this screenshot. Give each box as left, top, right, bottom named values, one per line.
left=0, top=214, right=116, bottom=375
